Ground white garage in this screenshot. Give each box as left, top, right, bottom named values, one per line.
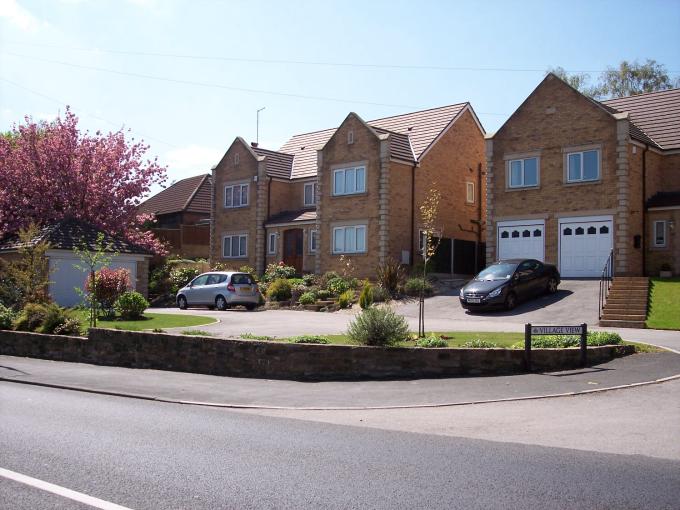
left=559, top=216, right=613, bottom=277
left=48, top=250, right=143, bottom=307
left=497, top=220, right=545, bottom=261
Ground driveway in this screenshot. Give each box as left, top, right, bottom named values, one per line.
left=151, top=279, right=604, bottom=338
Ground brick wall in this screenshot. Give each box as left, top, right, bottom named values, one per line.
left=0, top=329, right=634, bottom=380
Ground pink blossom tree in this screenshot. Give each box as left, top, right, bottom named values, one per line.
left=0, top=108, right=167, bottom=253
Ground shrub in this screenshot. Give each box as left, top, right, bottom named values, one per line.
left=298, top=292, right=316, bottom=305
left=338, top=290, right=354, bottom=309
left=53, top=317, right=82, bottom=336
left=327, top=277, right=350, bottom=296
left=371, top=286, right=390, bottom=303
left=85, top=267, right=131, bottom=317
left=302, top=274, right=319, bottom=287
left=463, top=339, right=500, bottom=348
left=587, top=331, right=623, bottom=346
left=261, top=262, right=297, bottom=282
left=148, top=265, right=171, bottom=297
left=416, top=334, right=448, bottom=348
left=258, top=281, right=270, bottom=296
left=169, top=267, right=201, bottom=293
left=318, top=271, right=340, bottom=289
left=288, top=278, right=305, bottom=286
left=347, top=307, right=410, bottom=346
left=0, top=303, right=15, bottom=330
left=267, top=278, right=292, bottom=302
left=239, top=265, right=256, bottom=275
left=181, top=330, right=213, bottom=336
left=290, top=283, right=308, bottom=304
left=512, top=331, right=623, bottom=349
left=13, top=302, right=49, bottom=331
left=403, top=277, right=434, bottom=297
left=114, top=291, right=149, bottom=320
left=40, top=304, right=78, bottom=334
left=375, top=258, right=406, bottom=297
left=359, top=283, right=373, bottom=309
left=290, top=335, right=329, bottom=344
left=240, top=332, right=275, bottom=340
left=316, top=289, right=331, bottom=301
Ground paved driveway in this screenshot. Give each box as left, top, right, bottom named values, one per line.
left=152, top=279, right=604, bottom=338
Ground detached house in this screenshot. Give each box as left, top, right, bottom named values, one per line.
left=211, top=104, right=486, bottom=277
left=485, top=74, right=680, bottom=277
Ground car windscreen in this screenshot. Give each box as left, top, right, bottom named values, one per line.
left=231, top=273, right=254, bottom=285
left=475, top=263, right=517, bottom=281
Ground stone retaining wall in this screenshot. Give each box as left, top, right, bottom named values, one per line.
left=0, top=329, right=635, bottom=380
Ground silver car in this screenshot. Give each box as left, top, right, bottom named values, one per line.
left=176, top=272, right=261, bottom=311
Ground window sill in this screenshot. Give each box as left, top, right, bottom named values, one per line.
left=331, top=251, right=368, bottom=257
left=504, top=185, right=540, bottom=192
left=330, top=192, right=368, bottom=199
left=224, top=205, right=250, bottom=209
left=563, top=179, right=601, bottom=187
left=222, top=256, right=249, bottom=259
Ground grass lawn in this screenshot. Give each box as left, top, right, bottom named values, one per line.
left=74, top=310, right=216, bottom=332
left=646, top=277, right=680, bottom=330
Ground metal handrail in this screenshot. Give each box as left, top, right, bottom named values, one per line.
left=598, top=250, right=614, bottom=320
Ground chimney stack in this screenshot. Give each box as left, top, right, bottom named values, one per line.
left=251, top=142, right=258, bottom=148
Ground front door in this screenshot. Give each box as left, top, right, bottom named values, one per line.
left=283, top=229, right=303, bottom=274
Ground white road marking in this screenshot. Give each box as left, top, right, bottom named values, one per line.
left=0, top=467, right=133, bottom=510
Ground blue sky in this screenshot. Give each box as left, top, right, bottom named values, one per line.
left=1, top=0, right=679, bottom=193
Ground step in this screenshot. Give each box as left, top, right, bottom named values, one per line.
left=605, top=300, right=648, bottom=307
left=600, top=313, right=647, bottom=321
left=613, top=277, right=649, bottom=282
left=598, top=319, right=646, bottom=328
left=611, top=284, right=649, bottom=289
left=603, top=307, right=648, bottom=315
left=607, top=292, right=648, bottom=298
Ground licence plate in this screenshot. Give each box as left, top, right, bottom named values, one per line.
left=239, top=287, right=251, bottom=293
left=467, top=298, right=481, bottom=304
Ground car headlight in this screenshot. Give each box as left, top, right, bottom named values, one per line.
left=459, top=288, right=465, bottom=298
left=488, top=287, right=503, bottom=298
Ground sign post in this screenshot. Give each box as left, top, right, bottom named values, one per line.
left=525, top=323, right=589, bottom=372
left=524, top=323, right=532, bottom=372
left=580, top=323, right=588, bottom=367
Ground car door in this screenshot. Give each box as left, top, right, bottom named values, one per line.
left=186, top=274, right=209, bottom=304
left=515, top=261, right=540, bottom=300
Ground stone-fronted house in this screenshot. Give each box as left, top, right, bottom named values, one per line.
left=485, top=74, right=680, bottom=277
left=138, top=174, right=212, bottom=259
left=211, top=104, right=486, bottom=277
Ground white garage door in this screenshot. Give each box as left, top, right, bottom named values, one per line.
left=48, top=253, right=138, bottom=307
left=497, top=222, right=545, bottom=261
left=559, top=218, right=613, bottom=277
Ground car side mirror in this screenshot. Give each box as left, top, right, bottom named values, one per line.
left=513, top=273, right=520, bottom=281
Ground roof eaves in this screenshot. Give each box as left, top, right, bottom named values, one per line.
left=182, top=174, right=211, bottom=212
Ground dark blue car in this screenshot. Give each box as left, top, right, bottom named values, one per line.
left=459, top=259, right=560, bottom=311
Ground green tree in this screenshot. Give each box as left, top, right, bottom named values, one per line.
left=548, top=66, right=598, bottom=97
left=72, top=233, right=116, bottom=328
left=417, top=187, right=442, bottom=337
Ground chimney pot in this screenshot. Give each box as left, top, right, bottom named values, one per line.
left=251, top=142, right=258, bottom=148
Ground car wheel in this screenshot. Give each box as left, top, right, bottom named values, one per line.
left=177, top=296, right=187, bottom=310
left=215, top=295, right=228, bottom=311
left=546, top=277, right=558, bottom=294
left=504, top=292, right=517, bottom=311
left=245, top=304, right=256, bottom=311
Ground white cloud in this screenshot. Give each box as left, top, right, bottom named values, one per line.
left=0, top=0, right=47, bottom=32
left=162, top=144, right=224, bottom=183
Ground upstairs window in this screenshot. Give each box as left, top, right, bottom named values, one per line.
left=333, top=166, right=366, bottom=196
left=225, top=183, right=249, bottom=208
left=332, top=225, right=366, bottom=254
left=567, top=149, right=600, bottom=182
left=304, top=182, right=317, bottom=206
left=466, top=182, right=475, bottom=203
left=223, top=234, right=247, bottom=258
left=508, top=157, right=538, bottom=188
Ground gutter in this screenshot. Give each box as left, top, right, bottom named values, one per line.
left=642, top=145, right=648, bottom=276
left=410, top=162, right=417, bottom=265
left=263, top=177, right=272, bottom=268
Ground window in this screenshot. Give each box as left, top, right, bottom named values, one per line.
left=466, top=182, right=475, bottom=203
left=654, top=221, right=667, bottom=247
left=567, top=149, right=599, bottom=182
left=508, top=157, right=538, bottom=188
left=332, top=225, right=366, bottom=254
left=347, top=130, right=354, bottom=145
left=231, top=274, right=254, bottom=285
left=224, top=184, right=249, bottom=208
left=268, top=232, right=277, bottom=255
left=304, top=182, right=317, bottom=206
left=223, top=234, right=247, bottom=258
left=191, top=275, right=209, bottom=286
left=234, top=153, right=240, bottom=165
left=333, top=166, right=366, bottom=196
left=309, top=230, right=319, bottom=253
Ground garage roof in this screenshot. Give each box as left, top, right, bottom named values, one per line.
left=0, top=218, right=152, bottom=255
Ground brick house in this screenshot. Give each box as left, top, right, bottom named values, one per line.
left=485, top=74, right=680, bottom=277
left=138, top=174, right=212, bottom=259
left=211, top=104, right=486, bottom=277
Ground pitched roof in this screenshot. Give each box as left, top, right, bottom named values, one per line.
left=276, top=103, right=475, bottom=179
left=265, top=209, right=317, bottom=226
left=646, top=191, right=680, bottom=208
left=601, top=88, right=680, bottom=150
left=0, top=218, right=151, bottom=255
left=138, top=174, right=212, bottom=216
left=252, top=146, right=295, bottom=179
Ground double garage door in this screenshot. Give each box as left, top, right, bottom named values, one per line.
left=497, top=217, right=613, bottom=277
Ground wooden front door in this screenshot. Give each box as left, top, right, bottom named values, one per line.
left=283, top=228, right=304, bottom=274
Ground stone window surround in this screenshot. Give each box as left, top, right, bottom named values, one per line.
left=652, top=220, right=667, bottom=249
left=267, top=232, right=277, bottom=255
left=503, top=151, right=541, bottom=191
left=309, top=229, right=319, bottom=253
left=303, top=181, right=317, bottom=207
left=223, top=179, right=250, bottom=209
left=222, top=232, right=248, bottom=259
left=330, top=160, right=368, bottom=197
left=330, top=219, right=368, bottom=255
left=466, top=181, right=475, bottom=203
left=562, top=143, right=603, bottom=185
